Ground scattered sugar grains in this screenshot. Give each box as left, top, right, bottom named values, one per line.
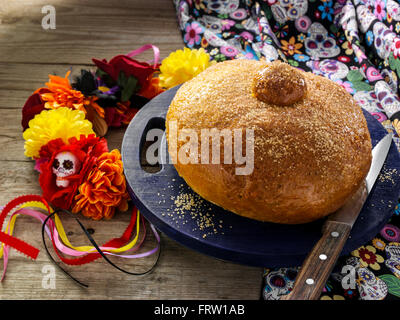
left=378, top=166, right=398, bottom=185
left=159, top=182, right=228, bottom=238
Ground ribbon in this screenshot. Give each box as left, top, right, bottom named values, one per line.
left=126, top=44, right=161, bottom=67
left=0, top=195, right=161, bottom=286
left=41, top=208, right=161, bottom=287
left=0, top=195, right=50, bottom=260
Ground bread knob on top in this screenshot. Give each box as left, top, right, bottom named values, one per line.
left=252, top=60, right=307, bottom=106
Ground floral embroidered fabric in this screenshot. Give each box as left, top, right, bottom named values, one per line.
left=174, top=0, right=400, bottom=299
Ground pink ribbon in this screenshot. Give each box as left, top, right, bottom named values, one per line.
left=1, top=208, right=160, bottom=281
left=126, top=44, right=161, bottom=67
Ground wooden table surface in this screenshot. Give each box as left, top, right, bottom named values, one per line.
left=0, top=0, right=263, bottom=300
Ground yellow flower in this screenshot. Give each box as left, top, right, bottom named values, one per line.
left=158, top=48, right=215, bottom=89
left=280, top=36, right=303, bottom=55
left=352, top=245, right=384, bottom=270
left=23, top=107, right=94, bottom=159
left=372, top=238, right=386, bottom=251
left=342, top=41, right=353, bottom=55
left=297, top=33, right=306, bottom=43
left=384, top=59, right=389, bottom=67
left=194, top=0, right=206, bottom=10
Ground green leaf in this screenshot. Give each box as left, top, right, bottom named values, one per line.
left=118, top=71, right=128, bottom=87
left=121, top=75, right=138, bottom=102
left=347, top=70, right=364, bottom=82
left=95, top=68, right=108, bottom=78
left=394, top=60, right=400, bottom=78
left=389, top=53, right=397, bottom=70
left=352, top=81, right=373, bottom=92
left=380, top=274, right=400, bottom=297
left=234, top=23, right=244, bottom=29
left=258, top=1, right=272, bottom=19
left=214, top=54, right=227, bottom=62
left=329, top=24, right=338, bottom=34
left=95, top=68, right=115, bottom=88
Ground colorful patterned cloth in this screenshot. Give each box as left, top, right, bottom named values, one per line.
left=173, top=0, right=400, bottom=300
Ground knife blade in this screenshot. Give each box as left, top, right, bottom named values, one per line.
left=281, top=133, right=393, bottom=300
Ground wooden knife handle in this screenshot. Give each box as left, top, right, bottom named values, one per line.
left=280, top=220, right=351, bottom=300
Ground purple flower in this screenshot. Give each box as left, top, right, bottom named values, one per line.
left=374, top=0, right=386, bottom=21
left=220, top=45, right=239, bottom=57
left=335, top=80, right=354, bottom=94
left=184, top=22, right=204, bottom=47
left=240, top=31, right=254, bottom=42
left=221, top=19, right=235, bottom=31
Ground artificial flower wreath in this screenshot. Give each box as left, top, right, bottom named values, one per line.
left=0, top=45, right=214, bottom=284
left=22, top=46, right=213, bottom=221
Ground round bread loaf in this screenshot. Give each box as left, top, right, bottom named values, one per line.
left=166, top=59, right=372, bottom=224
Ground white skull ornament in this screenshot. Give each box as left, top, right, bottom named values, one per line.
left=207, top=0, right=239, bottom=14
left=52, top=151, right=81, bottom=188
left=357, top=268, right=388, bottom=300
left=304, top=23, right=340, bottom=59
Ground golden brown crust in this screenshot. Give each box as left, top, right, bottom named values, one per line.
left=166, top=59, right=372, bottom=224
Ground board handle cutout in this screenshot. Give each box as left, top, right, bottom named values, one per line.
left=139, top=117, right=166, bottom=173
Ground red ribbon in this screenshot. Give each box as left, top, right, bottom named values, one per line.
left=0, top=194, right=138, bottom=265
left=46, top=207, right=139, bottom=266
left=0, top=195, right=50, bottom=260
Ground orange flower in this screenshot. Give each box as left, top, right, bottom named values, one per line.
left=139, top=76, right=165, bottom=99
left=72, top=149, right=129, bottom=220
left=280, top=36, right=303, bottom=56
left=38, top=71, right=105, bottom=118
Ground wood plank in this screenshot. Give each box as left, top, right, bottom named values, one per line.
left=0, top=64, right=90, bottom=95
left=0, top=0, right=183, bottom=64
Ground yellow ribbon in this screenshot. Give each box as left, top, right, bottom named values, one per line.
left=0, top=200, right=141, bottom=258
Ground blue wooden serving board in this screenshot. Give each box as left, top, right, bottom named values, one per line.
left=121, top=85, right=400, bottom=267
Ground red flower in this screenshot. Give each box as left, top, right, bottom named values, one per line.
left=104, top=101, right=138, bottom=127
left=357, top=247, right=378, bottom=265
left=21, top=88, right=51, bottom=131
left=38, top=134, right=108, bottom=209
left=92, top=55, right=158, bottom=97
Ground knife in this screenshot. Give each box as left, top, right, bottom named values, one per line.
left=281, top=133, right=393, bottom=300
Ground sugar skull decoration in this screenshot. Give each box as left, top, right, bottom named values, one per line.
left=385, top=243, right=400, bottom=279
left=353, top=90, right=383, bottom=114
left=373, top=22, right=396, bottom=60
left=356, top=5, right=376, bottom=33
left=263, top=267, right=299, bottom=300
left=375, top=81, right=400, bottom=118
left=271, top=0, right=308, bottom=25
left=206, top=0, right=239, bottom=14
left=52, top=151, right=81, bottom=188
left=387, top=0, right=400, bottom=22
left=304, top=23, right=340, bottom=59
left=203, top=29, right=227, bottom=47
left=357, top=268, right=388, bottom=300
left=199, top=15, right=223, bottom=33
left=306, top=59, right=349, bottom=80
